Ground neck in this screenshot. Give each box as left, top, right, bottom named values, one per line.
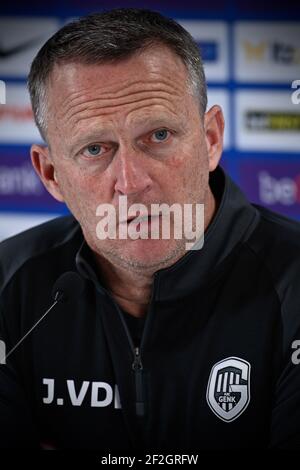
left=94, top=257, right=153, bottom=317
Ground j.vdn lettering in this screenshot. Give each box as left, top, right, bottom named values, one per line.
left=42, top=378, right=121, bottom=408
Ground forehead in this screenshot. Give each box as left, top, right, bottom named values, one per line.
left=48, top=46, right=188, bottom=105
left=47, top=45, right=195, bottom=140
left=50, top=44, right=190, bottom=93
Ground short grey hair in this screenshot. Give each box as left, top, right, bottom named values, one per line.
left=28, top=8, right=207, bottom=142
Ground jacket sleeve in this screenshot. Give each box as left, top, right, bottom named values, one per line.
left=270, top=354, right=300, bottom=449
left=0, top=303, right=39, bottom=448
left=269, top=267, right=300, bottom=450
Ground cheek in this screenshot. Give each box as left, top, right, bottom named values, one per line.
left=165, top=143, right=209, bottom=202
left=56, top=166, right=101, bottom=218
left=169, top=141, right=208, bottom=179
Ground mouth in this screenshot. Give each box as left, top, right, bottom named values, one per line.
left=118, top=214, right=162, bottom=236
left=119, top=214, right=152, bottom=224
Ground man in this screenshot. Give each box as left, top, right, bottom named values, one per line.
left=0, top=8, right=300, bottom=450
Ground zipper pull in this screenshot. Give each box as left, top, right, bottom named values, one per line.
left=132, top=347, right=145, bottom=417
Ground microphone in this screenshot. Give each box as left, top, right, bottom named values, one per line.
left=3, top=272, right=84, bottom=363
left=52, top=271, right=84, bottom=302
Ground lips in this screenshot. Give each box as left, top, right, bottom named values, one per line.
left=119, top=214, right=150, bottom=224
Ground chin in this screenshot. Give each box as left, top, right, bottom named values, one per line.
left=117, top=238, right=186, bottom=269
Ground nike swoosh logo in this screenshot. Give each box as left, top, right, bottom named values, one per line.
left=0, top=36, right=43, bottom=58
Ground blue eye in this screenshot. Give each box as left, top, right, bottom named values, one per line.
left=86, top=144, right=102, bottom=156
left=152, top=129, right=169, bottom=142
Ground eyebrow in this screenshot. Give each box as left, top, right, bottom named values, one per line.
left=68, top=116, right=180, bottom=154
left=130, top=115, right=180, bottom=129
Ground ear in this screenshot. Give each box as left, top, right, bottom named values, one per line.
left=204, top=105, right=225, bottom=172
left=30, top=144, right=65, bottom=202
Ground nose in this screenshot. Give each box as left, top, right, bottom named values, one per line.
left=112, top=144, right=153, bottom=198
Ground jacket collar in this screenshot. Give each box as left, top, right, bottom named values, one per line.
left=76, top=165, right=260, bottom=301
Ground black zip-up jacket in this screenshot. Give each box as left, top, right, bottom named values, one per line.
left=0, top=166, right=300, bottom=450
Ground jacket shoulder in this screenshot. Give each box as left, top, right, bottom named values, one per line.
left=0, top=215, right=80, bottom=293
left=244, top=205, right=300, bottom=346
left=247, top=204, right=300, bottom=256
left=246, top=205, right=300, bottom=329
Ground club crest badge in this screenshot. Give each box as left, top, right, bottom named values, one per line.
left=206, top=357, right=251, bottom=422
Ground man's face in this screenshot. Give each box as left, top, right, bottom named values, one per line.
left=32, top=45, right=223, bottom=272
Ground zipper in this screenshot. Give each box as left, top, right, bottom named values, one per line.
left=116, top=309, right=146, bottom=418
left=104, top=291, right=148, bottom=418
left=93, top=276, right=158, bottom=419
left=132, top=346, right=145, bottom=417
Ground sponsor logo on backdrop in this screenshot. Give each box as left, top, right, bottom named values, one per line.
left=245, top=111, right=300, bottom=132
left=234, top=22, right=300, bottom=82
left=271, top=42, right=300, bottom=66
left=235, top=90, right=300, bottom=152
left=0, top=104, right=33, bottom=121
left=0, top=83, right=42, bottom=143
left=179, top=21, right=228, bottom=81
left=243, top=40, right=300, bottom=66
left=0, top=160, right=42, bottom=196
left=243, top=40, right=266, bottom=61
left=0, top=153, right=64, bottom=211
left=197, top=41, right=218, bottom=62
left=0, top=17, right=59, bottom=77
left=239, top=160, right=300, bottom=217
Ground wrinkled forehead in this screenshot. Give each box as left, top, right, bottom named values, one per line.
left=47, top=45, right=192, bottom=109
left=45, top=46, right=198, bottom=139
